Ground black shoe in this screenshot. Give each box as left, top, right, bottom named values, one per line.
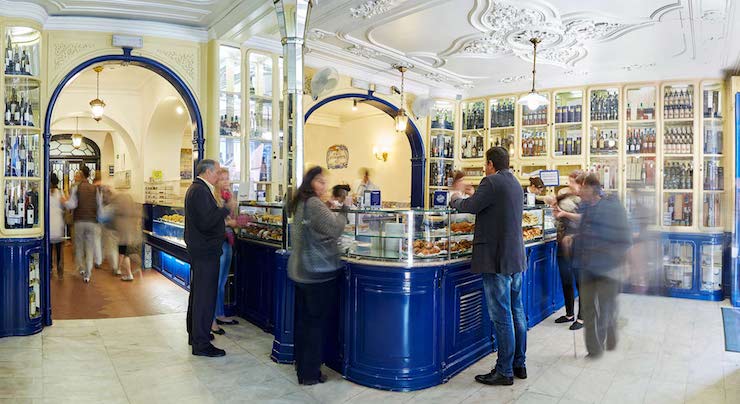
left=298, top=373, right=328, bottom=385
left=569, top=321, right=584, bottom=331
left=585, top=352, right=603, bottom=360
left=211, top=327, right=225, bottom=335
left=555, top=315, right=574, bottom=324
left=188, top=333, right=215, bottom=345
left=513, top=367, right=527, bottom=379
left=216, top=319, right=239, bottom=325
left=475, top=371, right=513, bottom=386
left=192, top=345, right=226, bottom=357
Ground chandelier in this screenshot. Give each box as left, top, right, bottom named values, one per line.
left=72, top=116, right=82, bottom=148
left=89, top=66, right=106, bottom=121
left=392, top=64, right=409, bottom=133
left=517, top=38, right=549, bottom=110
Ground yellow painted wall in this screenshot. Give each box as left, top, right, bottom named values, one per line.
left=305, top=114, right=412, bottom=203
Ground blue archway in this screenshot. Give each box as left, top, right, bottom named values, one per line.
left=305, top=92, right=425, bottom=208
left=41, top=48, right=204, bottom=325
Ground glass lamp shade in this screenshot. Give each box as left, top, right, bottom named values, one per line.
left=395, top=109, right=408, bottom=132
left=72, top=133, right=83, bottom=148
left=89, top=98, right=106, bottom=121
left=517, top=91, right=549, bottom=110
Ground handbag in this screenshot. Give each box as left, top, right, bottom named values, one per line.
left=300, top=201, right=338, bottom=274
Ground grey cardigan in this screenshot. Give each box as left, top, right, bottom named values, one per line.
left=288, top=196, right=348, bottom=284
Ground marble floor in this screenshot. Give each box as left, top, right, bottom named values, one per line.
left=0, top=293, right=738, bottom=404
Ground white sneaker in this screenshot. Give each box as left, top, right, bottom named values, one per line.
left=83, top=277, right=90, bottom=283
left=113, top=269, right=121, bottom=275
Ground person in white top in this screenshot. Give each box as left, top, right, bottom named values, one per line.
left=49, top=173, right=66, bottom=279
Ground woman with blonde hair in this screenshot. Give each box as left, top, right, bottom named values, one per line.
left=211, top=168, right=239, bottom=335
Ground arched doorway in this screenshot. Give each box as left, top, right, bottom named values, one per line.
left=305, top=92, right=426, bottom=207
left=41, top=49, right=204, bottom=325
left=49, top=134, right=101, bottom=193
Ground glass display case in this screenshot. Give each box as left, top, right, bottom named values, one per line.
left=219, top=45, right=242, bottom=182
left=700, top=243, right=722, bottom=292
left=625, top=86, right=656, bottom=122
left=151, top=206, right=185, bottom=248
left=662, top=192, right=693, bottom=227
left=2, top=26, right=41, bottom=235
left=521, top=127, right=547, bottom=157
left=341, top=207, right=553, bottom=263
left=625, top=155, right=657, bottom=226
left=237, top=202, right=286, bottom=247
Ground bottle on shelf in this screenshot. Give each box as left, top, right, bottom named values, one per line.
left=703, top=194, right=721, bottom=227
left=663, top=161, right=693, bottom=190
left=664, top=193, right=692, bottom=227
left=703, top=126, right=723, bottom=154
left=664, top=87, right=694, bottom=119
left=590, top=91, right=619, bottom=121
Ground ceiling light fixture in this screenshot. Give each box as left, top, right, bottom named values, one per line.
left=72, top=117, right=82, bottom=148
left=175, top=105, right=184, bottom=115
left=392, top=64, right=409, bottom=133
left=517, top=38, right=549, bottom=110
left=352, top=99, right=358, bottom=112
left=89, top=66, right=106, bottom=121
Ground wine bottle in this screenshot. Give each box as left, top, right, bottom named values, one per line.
left=25, top=194, right=34, bottom=228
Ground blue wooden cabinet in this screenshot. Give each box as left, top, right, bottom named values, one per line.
left=0, top=238, right=46, bottom=337
left=234, top=238, right=277, bottom=332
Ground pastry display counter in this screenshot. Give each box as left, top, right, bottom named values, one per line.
left=267, top=206, right=560, bottom=391
left=142, top=204, right=191, bottom=289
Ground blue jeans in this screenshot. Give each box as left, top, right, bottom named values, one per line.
left=214, top=241, right=232, bottom=319
left=482, top=272, right=527, bottom=377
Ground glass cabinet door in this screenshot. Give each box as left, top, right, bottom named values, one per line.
left=701, top=82, right=725, bottom=230
left=663, top=84, right=694, bottom=120
left=553, top=90, right=583, bottom=157
left=700, top=243, right=722, bottom=292
left=663, top=240, right=694, bottom=290
left=3, top=26, right=41, bottom=234
left=489, top=96, right=516, bottom=153
left=589, top=88, right=619, bottom=122
left=248, top=52, right=274, bottom=199
left=429, top=100, right=455, bottom=196
left=625, top=86, right=657, bottom=122
left=218, top=46, right=242, bottom=182
left=460, top=100, right=485, bottom=160
left=626, top=156, right=657, bottom=226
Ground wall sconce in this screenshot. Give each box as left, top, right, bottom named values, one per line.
left=373, top=146, right=388, bottom=162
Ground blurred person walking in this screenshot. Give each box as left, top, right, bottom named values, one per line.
left=572, top=174, right=631, bottom=358
left=548, top=170, right=585, bottom=330
left=289, top=166, right=348, bottom=385
left=110, top=189, right=141, bottom=281
left=49, top=173, right=66, bottom=279
left=63, top=165, right=99, bottom=283
left=184, top=159, right=235, bottom=357
left=450, top=147, right=527, bottom=386
left=211, top=168, right=239, bottom=335
left=92, top=172, right=104, bottom=269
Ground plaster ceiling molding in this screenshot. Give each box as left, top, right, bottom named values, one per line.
left=424, top=72, right=447, bottom=82
left=455, top=82, right=475, bottom=90
left=498, top=74, right=531, bottom=84
left=621, top=63, right=656, bottom=72
left=151, top=47, right=198, bottom=81
left=307, top=28, right=334, bottom=41
left=563, top=69, right=589, bottom=77
left=346, top=44, right=381, bottom=59
left=391, top=61, right=414, bottom=70
left=520, top=45, right=587, bottom=68
left=52, top=40, right=97, bottom=69
left=350, top=0, right=409, bottom=19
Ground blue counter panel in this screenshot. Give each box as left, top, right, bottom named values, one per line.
left=271, top=250, right=295, bottom=364
left=527, top=242, right=557, bottom=328
left=345, top=263, right=442, bottom=391
left=441, top=261, right=493, bottom=382
left=234, top=239, right=278, bottom=333
left=0, top=237, right=45, bottom=338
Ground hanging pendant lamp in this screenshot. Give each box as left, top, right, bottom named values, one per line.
left=393, top=64, right=409, bottom=133
left=89, top=66, right=106, bottom=121
left=517, top=38, right=549, bottom=110
left=72, top=116, right=83, bottom=148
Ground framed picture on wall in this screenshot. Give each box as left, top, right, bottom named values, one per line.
left=327, top=144, right=349, bottom=169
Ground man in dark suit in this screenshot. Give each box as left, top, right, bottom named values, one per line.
left=185, top=159, right=235, bottom=357
left=450, top=147, right=527, bottom=386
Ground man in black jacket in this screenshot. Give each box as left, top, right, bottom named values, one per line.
left=185, top=159, right=235, bottom=357
left=570, top=174, right=631, bottom=358
left=451, top=147, right=527, bottom=386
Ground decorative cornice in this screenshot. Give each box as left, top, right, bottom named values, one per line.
left=350, top=0, right=408, bottom=19
left=621, top=63, right=656, bottom=72
left=346, top=44, right=380, bottom=59
left=44, top=16, right=209, bottom=42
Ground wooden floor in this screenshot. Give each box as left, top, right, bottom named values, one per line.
left=50, top=243, right=188, bottom=320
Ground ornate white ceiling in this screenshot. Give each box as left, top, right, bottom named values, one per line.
left=10, top=0, right=238, bottom=28
left=248, top=0, right=740, bottom=98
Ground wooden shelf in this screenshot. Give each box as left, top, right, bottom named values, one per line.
left=663, top=118, right=695, bottom=123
